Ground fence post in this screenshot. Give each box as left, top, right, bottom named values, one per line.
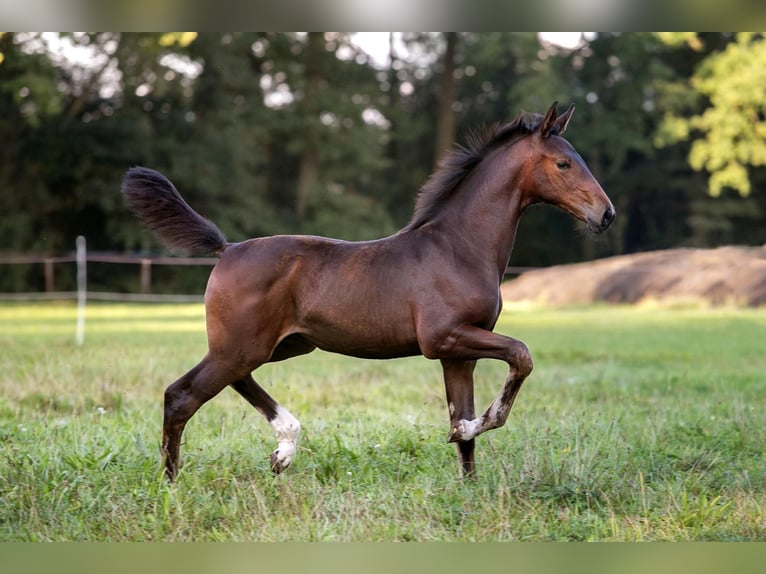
left=75, top=236, right=86, bottom=346
left=140, top=259, right=152, bottom=294
left=43, top=258, right=55, bottom=292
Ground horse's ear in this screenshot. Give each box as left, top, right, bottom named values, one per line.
left=540, top=101, right=559, bottom=138
left=555, top=103, right=575, bottom=135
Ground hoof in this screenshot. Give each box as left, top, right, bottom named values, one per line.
left=269, top=451, right=288, bottom=474
left=269, top=407, right=300, bottom=474
left=269, top=444, right=295, bottom=474
left=447, top=424, right=465, bottom=443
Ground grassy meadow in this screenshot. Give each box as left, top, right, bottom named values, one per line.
left=0, top=301, right=764, bottom=541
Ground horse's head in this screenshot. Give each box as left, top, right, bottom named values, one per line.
left=520, top=102, right=615, bottom=234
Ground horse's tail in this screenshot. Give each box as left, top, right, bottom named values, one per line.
left=121, top=166, right=228, bottom=256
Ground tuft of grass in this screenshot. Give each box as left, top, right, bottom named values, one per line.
left=0, top=302, right=764, bottom=541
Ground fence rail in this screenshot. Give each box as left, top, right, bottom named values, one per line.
left=0, top=245, right=537, bottom=303
left=0, top=250, right=218, bottom=302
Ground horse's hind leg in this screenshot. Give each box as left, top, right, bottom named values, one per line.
left=441, top=359, right=477, bottom=477
left=162, top=355, right=240, bottom=481
left=230, top=375, right=301, bottom=474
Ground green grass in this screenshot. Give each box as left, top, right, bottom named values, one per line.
left=0, top=302, right=764, bottom=541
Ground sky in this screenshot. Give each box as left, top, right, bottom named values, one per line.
left=351, top=32, right=592, bottom=67
left=33, top=32, right=589, bottom=74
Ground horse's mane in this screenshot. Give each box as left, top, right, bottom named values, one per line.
left=404, top=110, right=546, bottom=231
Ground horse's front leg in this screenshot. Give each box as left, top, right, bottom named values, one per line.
left=441, top=359, right=477, bottom=476
left=426, top=323, right=533, bottom=444
left=448, top=367, right=527, bottom=443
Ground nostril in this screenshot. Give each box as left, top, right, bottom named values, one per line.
left=601, top=207, right=616, bottom=228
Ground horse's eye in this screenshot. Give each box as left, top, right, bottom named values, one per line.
left=556, top=160, right=571, bottom=170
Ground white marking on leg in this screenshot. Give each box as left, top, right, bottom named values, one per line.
left=483, top=397, right=511, bottom=431
left=269, top=405, right=301, bottom=473
left=458, top=419, right=482, bottom=441
left=453, top=417, right=482, bottom=441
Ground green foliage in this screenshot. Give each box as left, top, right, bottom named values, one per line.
left=0, top=303, right=764, bottom=540
left=658, top=32, right=766, bottom=197
left=302, top=185, right=396, bottom=240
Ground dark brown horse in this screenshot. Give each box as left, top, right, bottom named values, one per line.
left=122, top=102, right=614, bottom=481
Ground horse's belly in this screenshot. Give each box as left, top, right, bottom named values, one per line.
left=301, top=313, right=422, bottom=360
left=322, top=338, right=422, bottom=360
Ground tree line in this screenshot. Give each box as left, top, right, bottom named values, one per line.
left=1, top=32, right=765, bottom=292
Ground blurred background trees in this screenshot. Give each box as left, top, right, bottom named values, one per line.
left=1, top=32, right=764, bottom=290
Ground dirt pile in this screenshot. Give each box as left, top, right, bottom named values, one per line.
left=501, top=246, right=766, bottom=307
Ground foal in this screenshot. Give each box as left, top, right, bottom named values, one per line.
left=122, top=101, right=614, bottom=480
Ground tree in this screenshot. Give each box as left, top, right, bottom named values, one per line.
left=0, top=34, right=226, bottom=265
left=433, top=32, right=459, bottom=167
left=255, top=32, right=396, bottom=239
left=375, top=32, right=443, bottom=225
left=657, top=32, right=766, bottom=197
left=294, top=32, right=323, bottom=220
left=161, top=32, right=277, bottom=242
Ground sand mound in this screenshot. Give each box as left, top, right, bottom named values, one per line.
left=501, top=246, right=766, bottom=308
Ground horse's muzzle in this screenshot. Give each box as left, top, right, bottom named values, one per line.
left=601, top=206, right=616, bottom=230
left=588, top=206, right=616, bottom=234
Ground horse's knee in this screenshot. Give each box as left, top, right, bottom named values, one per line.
left=163, top=383, right=179, bottom=412
left=163, top=381, right=196, bottom=424
left=512, top=341, right=533, bottom=379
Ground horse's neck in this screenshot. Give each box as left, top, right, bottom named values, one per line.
left=428, top=166, right=526, bottom=280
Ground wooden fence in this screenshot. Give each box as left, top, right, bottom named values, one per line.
left=0, top=251, right=216, bottom=303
